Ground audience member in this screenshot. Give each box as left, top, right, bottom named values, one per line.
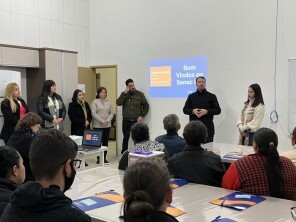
left=222, top=128, right=296, bottom=200
left=0, top=129, right=91, bottom=222
left=7, top=112, right=41, bottom=182
left=122, top=158, right=178, bottom=222
left=118, top=123, right=167, bottom=170
left=168, top=120, right=225, bottom=187
left=281, top=126, right=296, bottom=166
left=0, top=147, right=25, bottom=217
left=155, top=114, right=186, bottom=157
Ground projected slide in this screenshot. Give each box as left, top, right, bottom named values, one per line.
left=149, top=56, right=208, bottom=98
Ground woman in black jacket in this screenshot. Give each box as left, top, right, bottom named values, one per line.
left=68, top=89, right=92, bottom=136
left=0, top=83, right=29, bottom=144
left=7, top=112, right=41, bottom=182
left=37, top=80, right=66, bottom=130
left=0, top=146, right=25, bottom=217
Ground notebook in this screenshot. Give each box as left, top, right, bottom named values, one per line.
left=73, top=191, right=124, bottom=211
left=210, top=191, right=266, bottom=211
left=170, top=178, right=188, bottom=189
left=223, top=152, right=246, bottom=160
left=78, top=129, right=103, bottom=151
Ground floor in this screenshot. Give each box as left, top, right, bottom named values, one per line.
left=76, top=140, right=120, bottom=171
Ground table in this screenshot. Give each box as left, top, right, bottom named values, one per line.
left=202, top=142, right=254, bottom=163
left=66, top=167, right=295, bottom=222
left=76, top=146, right=108, bottom=170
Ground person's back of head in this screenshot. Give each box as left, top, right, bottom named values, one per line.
left=163, top=114, right=180, bottom=133
left=122, top=159, right=172, bottom=222
left=292, top=127, right=296, bottom=146
left=30, top=129, right=77, bottom=191
left=15, top=112, right=42, bottom=133
left=0, top=146, right=25, bottom=184
left=253, top=127, right=283, bottom=198
left=131, top=123, right=150, bottom=144
left=183, top=120, right=207, bottom=146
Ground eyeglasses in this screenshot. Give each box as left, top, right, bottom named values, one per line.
left=73, top=159, right=82, bottom=168
left=291, top=207, right=296, bottom=220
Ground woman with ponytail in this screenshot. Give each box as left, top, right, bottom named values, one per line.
left=122, top=158, right=178, bottom=222
left=222, top=128, right=296, bottom=200
left=0, top=83, right=29, bottom=144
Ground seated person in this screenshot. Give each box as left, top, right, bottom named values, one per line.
left=167, top=120, right=225, bottom=187
left=122, top=158, right=178, bottom=222
left=118, top=123, right=167, bottom=170
left=155, top=114, right=186, bottom=157
left=281, top=126, right=296, bottom=166
left=222, top=128, right=296, bottom=200
left=7, top=112, right=42, bottom=182
left=1, top=129, right=91, bottom=222
left=0, top=147, right=25, bottom=217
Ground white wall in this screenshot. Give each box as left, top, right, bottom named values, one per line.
left=89, top=0, right=296, bottom=153
left=0, top=0, right=89, bottom=67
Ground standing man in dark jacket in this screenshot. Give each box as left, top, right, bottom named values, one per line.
left=183, top=76, right=221, bottom=143
left=116, top=79, right=149, bottom=154
left=0, top=129, right=91, bottom=222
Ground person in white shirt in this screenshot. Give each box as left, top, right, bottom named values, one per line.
left=281, top=127, right=296, bottom=166
left=237, top=84, right=265, bottom=146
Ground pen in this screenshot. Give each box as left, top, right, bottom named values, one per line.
left=95, top=189, right=115, bottom=195
left=211, top=215, right=221, bottom=222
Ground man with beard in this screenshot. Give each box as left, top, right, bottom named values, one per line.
left=117, top=79, right=149, bottom=154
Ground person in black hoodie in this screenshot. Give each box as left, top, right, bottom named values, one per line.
left=122, top=158, right=178, bottom=222
left=0, top=129, right=91, bottom=222
left=0, top=146, right=25, bottom=217
left=7, top=112, right=42, bottom=182
left=167, top=120, right=225, bottom=187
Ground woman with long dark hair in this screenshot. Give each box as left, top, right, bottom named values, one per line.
left=0, top=146, right=25, bottom=216
left=122, top=158, right=178, bottom=222
left=237, top=83, right=265, bottom=145
left=91, top=87, right=114, bottom=165
left=37, top=80, right=66, bottom=130
left=222, top=128, right=296, bottom=200
left=0, top=83, right=29, bottom=144
left=68, top=89, right=92, bottom=136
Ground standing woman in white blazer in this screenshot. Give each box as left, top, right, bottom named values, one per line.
left=237, top=84, right=265, bottom=146
left=91, top=87, right=114, bottom=165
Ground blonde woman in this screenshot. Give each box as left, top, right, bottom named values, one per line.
left=0, top=83, right=29, bottom=144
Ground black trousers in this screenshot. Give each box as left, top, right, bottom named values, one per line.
left=121, top=119, right=137, bottom=154
left=93, top=127, right=111, bottom=160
